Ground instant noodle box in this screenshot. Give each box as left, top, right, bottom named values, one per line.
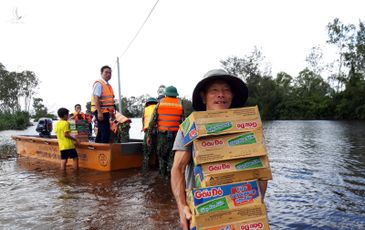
left=186, top=180, right=262, bottom=215
left=195, top=165, right=272, bottom=188
left=180, top=106, right=262, bottom=146
left=189, top=203, right=269, bottom=230
left=190, top=216, right=270, bottom=230
left=194, top=155, right=270, bottom=187
left=69, top=119, right=89, bottom=130
left=192, top=130, right=267, bottom=165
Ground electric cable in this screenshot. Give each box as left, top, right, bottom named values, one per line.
left=119, top=0, right=160, bottom=59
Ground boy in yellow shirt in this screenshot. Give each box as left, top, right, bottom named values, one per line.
left=54, top=108, right=79, bottom=170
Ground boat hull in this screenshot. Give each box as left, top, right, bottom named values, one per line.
left=11, top=135, right=151, bottom=171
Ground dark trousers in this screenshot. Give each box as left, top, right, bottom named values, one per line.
left=94, top=111, right=110, bottom=143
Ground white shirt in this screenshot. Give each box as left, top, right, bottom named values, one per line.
left=92, top=78, right=109, bottom=97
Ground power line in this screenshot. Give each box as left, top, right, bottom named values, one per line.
left=119, top=0, right=160, bottom=59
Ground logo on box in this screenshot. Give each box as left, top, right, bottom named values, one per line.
left=201, top=139, right=224, bottom=148
left=194, top=187, right=223, bottom=199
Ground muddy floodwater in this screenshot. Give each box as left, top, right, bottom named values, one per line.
left=1, top=119, right=365, bottom=229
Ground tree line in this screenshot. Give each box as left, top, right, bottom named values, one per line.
left=116, top=18, right=365, bottom=120
left=0, top=64, right=55, bottom=130
left=1, top=18, right=364, bottom=131
left=222, top=18, right=365, bottom=120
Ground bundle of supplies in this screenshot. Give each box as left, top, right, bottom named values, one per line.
left=69, top=119, right=89, bottom=142
left=180, top=106, right=272, bottom=229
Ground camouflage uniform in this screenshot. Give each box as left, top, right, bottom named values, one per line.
left=147, top=103, right=183, bottom=176
left=110, top=121, right=131, bottom=143
left=117, top=122, right=131, bottom=143
left=142, top=129, right=156, bottom=171
left=142, top=100, right=158, bottom=171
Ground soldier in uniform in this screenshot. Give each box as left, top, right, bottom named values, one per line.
left=142, top=97, right=158, bottom=170
left=111, top=111, right=131, bottom=143
left=147, top=86, right=184, bottom=176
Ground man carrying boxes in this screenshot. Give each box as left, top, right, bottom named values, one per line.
left=171, top=69, right=271, bottom=230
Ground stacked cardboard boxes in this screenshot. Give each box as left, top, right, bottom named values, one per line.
left=180, top=106, right=272, bottom=230
left=69, top=119, right=89, bottom=142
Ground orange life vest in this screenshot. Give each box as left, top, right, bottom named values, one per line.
left=115, top=111, right=131, bottom=124
left=72, top=112, right=86, bottom=121
left=91, top=80, right=115, bottom=113
left=85, top=113, right=92, bottom=123
left=157, top=97, right=183, bottom=132
left=143, top=104, right=156, bottom=131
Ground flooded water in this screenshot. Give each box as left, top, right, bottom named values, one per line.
left=1, top=119, right=365, bottom=229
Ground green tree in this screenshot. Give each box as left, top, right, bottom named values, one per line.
left=85, top=101, right=91, bottom=114
left=32, top=97, right=56, bottom=121
left=327, top=18, right=355, bottom=91
left=292, top=68, right=333, bottom=119
left=17, top=71, right=39, bottom=112
left=221, top=47, right=277, bottom=119
left=181, top=97, right=193, bottom=118
left=0, top=71, right=20, bottom=112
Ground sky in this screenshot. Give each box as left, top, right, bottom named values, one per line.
left=0, top=0, right=364, bottom=114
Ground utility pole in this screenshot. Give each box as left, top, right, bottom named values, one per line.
left=117, top=57, right=122, bottom=113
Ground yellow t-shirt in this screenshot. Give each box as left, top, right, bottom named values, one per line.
left=54, top=120, right=75, bottom=151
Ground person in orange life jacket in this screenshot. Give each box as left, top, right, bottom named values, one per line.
left=70, top=104, right=93, bottom=136
left=70, top=104, right=86, bottom=120
left=142, top=97, right=158, bottom=171
left=170, top=69, right=268, bottom=230
left=91, top=65, right=116, bottom=143
left=147, top=86, right=184, bottom=176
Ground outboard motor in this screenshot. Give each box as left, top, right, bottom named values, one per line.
left=36, top=118, right=53, bottom=137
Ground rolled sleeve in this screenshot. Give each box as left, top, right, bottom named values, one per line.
left=92, top=82, right=103, bottom=97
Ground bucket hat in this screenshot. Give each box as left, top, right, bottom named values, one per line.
left=164, top=86, right=179, bottom=97
left=192, top=69, right=248, bottom=111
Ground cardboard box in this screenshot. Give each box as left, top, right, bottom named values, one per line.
left=70, top=133, right=89, bottom=142
left=192, top=216, right=270, bottom=230
left=194, top=155, right=270, bottom=180
left=195, top=167, right=273, bottom=188
left=69, top=120, right=89, bottom=131
left=180, top=106, right=262, bottom=146
left=70, top=130, right=89, bottom=135
left=189, top=203, right=268, bottom=230
left=186, top=180, right=262, bottom=215
left=192, top=130, right=267, bottom=164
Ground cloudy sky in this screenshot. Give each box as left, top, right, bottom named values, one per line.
left=0, top=0, right=363, bottom=114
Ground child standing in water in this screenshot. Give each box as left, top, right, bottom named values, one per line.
left=55, top=108, right=79, bottom=171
